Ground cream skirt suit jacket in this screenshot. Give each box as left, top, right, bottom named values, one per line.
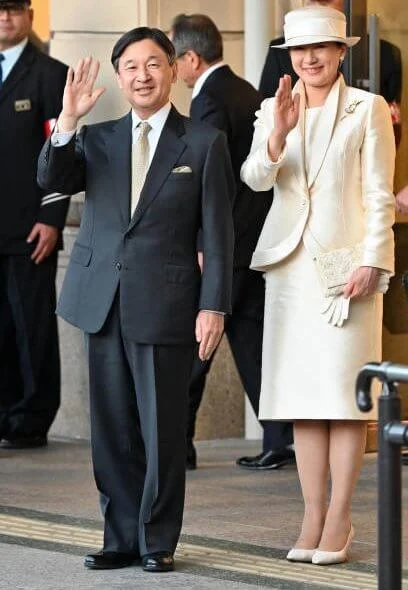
left=241, top=75, right=395, bottom=421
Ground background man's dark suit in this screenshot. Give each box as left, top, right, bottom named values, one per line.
left=0, top=41, right=68, bottom=444
left=188, top=65, right=294, bottom=462
left=38, top=105, right=234, bottom=557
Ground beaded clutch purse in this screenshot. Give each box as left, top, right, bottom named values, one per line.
left=314, top=241, right=389, bottom=298
left=313, top=243, right=364, bottom=297
left=313, top=242, right=390, bottom=327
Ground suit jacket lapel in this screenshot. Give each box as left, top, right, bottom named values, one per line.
left=105, top=112, right=132, bottom=228
left=289, top=79, right=308, bottom=192
left=127, top=106, right=187, bottom=233
left=0, top=42, right=36, bottom=106
left=306, top=75, right=344, bottom=189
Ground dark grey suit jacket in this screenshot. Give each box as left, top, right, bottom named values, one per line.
left=38, top=106, right=234, bottom=344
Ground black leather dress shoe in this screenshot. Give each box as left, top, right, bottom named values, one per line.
left=236, top=448, right=296, bottom=470
left=0, top=435, right=47, bottom=449
left=84, top=550, right=140, bottom=569
left=186, top=440, right=197, bottom=470
left=142, top=552, right=174, bottom=572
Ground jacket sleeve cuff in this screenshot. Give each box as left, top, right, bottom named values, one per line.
left=263, top=141, right=287, bottom=169
left=361, top=250, right=395, bottom=275
left=37, top=194, right=71, bottom=229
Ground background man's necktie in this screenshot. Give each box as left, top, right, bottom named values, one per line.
left=0, top=54, right=5, bottom=89
left=131, top=121, right=151, bottom=217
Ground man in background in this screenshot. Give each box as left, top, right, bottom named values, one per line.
left=171, top=13, right=295, bottom=472
left=0, top=0, right=69, bottom=448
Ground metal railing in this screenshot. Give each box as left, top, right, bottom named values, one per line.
left=356, top=362, right=408, bottom=590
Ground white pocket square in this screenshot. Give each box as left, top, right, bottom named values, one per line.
left=172, top=165, right=192, bottom=174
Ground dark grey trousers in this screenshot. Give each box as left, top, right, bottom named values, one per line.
left=87, top=295, right=194, bottom=556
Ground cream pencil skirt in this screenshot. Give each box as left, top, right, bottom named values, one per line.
left=259, top=242, right=381, bottom=421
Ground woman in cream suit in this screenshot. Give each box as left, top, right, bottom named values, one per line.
left=241, top=6, right=395, bottom=565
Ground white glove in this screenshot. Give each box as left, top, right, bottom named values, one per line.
left=321, top=296, right=350, bottom=328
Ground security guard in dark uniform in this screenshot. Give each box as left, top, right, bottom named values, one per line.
left=0, top=0, right=69, bottom=448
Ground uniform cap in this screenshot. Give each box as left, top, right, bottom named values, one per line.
left=0, top=1, right=32, bottom=6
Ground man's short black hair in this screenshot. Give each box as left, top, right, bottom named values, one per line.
left=111, top=27, right=176, bottom=72
left=171, top=14, right=223, bottom=64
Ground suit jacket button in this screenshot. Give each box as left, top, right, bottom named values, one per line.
left=115, top=262, right=122, bottom=271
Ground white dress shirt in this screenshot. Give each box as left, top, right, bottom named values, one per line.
left=51, top=102, right=172, bottom=158
left=131, top=102, right=171, bottom=165
left=0, top=37, right=28, bottom=82
left=191, top=61, right=225, bottom=100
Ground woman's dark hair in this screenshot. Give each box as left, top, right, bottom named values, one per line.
left=171, top=14, right=223, bottom=64
left=111, top=27, right=176, bottom=71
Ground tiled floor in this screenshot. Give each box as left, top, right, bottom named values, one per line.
left=0, top=438, right=407, bottom=589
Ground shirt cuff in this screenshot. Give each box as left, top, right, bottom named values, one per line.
left=51, top=124, right=76, bottom=147
left=202, top=310, right=226, bottom=316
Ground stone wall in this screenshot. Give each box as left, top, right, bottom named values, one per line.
left=51, top=227, right=90, bottom=440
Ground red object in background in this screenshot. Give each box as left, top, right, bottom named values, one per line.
left=44, top=118, right=57, bottom=138
left=389, top=101, right=401, bottom=125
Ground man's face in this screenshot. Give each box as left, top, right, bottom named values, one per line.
left=175, top=52, right=199, bottom=88
left=168, top=30, right=200, bottom=89
left=116, top=38, right=177, bottom=119
left=304, top=0, right=344, bottom=10
left=0, top=3, right=33, bottom=50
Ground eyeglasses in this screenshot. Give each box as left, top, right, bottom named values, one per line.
left=0, top=4, right=28, bottom=16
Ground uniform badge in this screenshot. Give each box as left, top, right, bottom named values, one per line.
left=14, top=99, right=32, bottom=112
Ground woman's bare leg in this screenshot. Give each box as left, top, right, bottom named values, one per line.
left=293, top=420, right=330, bottom=549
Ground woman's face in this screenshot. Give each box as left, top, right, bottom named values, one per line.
left=290, top=42, right=345, bottom=90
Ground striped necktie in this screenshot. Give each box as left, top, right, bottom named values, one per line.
left=0, top=54, right=4, bottom=89
left=131, top=121, right=151, bottom=217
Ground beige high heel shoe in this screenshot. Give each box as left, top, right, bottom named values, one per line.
left=286, top=548, right=317, bottom=562
left=312, top=525, right=354, bottom=565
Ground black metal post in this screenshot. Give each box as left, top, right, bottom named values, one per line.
left=356, top=362, right=408, bottom=590
left=377, top=381, right=401, bottom=590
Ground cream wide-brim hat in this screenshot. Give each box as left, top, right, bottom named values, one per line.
left=273, top=6, right=360, bottom=49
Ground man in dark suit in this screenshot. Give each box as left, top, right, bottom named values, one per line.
left=38, top=28, right=234, bottom=573
left=170, top=14, right=295, bottom=471
left=0, top=0, right=69, bottom=449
